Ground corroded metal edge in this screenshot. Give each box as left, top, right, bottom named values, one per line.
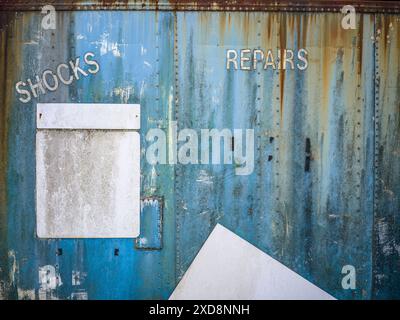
left=0, top=1, right=399, bottom=13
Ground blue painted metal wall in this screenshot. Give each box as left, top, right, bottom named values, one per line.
left=175, top=12, right=376, bottom=300
left=373, top=14, right=400, bottom=299
left=1, top=10, right=176, bottom=300
left=0, top=8, right=399, bottom=300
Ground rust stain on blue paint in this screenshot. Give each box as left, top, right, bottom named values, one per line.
left=0, top=7, right=399, bottom=300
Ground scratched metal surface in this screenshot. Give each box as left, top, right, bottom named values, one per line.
left=0, top=8, right=399, bottom=300
left=373, top=14, right=400, bottom=300
left=0, top=10, right=176, bottom=300
left=1, top=1, right=399, bottom=12
left=175, top=12, right=376, bottom=300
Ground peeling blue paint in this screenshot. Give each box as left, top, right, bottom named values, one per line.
left=0, top=9, right=399, bottom=300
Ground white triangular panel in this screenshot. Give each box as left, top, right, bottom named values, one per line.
left=170, top=224, right=336, bottom=300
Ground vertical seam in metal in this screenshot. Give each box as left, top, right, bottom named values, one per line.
left=0, top=14, right=11, bottom=299
left=275, top=13, right=281, bottom=245
left=371, top=12, right=379, bottom=299
left=356, top=16, right=362, bottom=215
left=173, top=10, right=180, bottom=283
left=155, top=11, right=162, bottom=292
left=354, top=14, right=364, bottom=298
left=156, top=14, right=160, bottom=109
left=51, top=19, right=61, bottom=300
left=255, top=13, right=262, bottom=239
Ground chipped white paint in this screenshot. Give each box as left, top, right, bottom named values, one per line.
left=150, top=166, right=157, bottom=192
left=23, top=40, right=39, bottom=45
left=72, top=270, right=87, bottom=286
left=37, top=103, right=140, bottom=129
left=141, top=198, right=159, bottom=208
left=70, top=290, right=88, bottom=300
left=38, top=290, right=59, bottom=300
left=170, top=224, right=336, bottom=300
left=136, top=237, right=148, bottom=246
left=139, top=80, right=146, bottom=99
left=17, top=288, right=35, bottom=300
left=39, top=265, right=62, bottom=290
left=91, top=32, right=124, bottom=57
left=376, top=218, right=392, bottom=256
left=38, top=265, right=62, bottom=300
left=113, top=86, right=134, bottom=104
left=8, top=250, right=17, bottom=287
left=0, top=251, right=18, bottom=299
left=196, top=170, right=214, bottom=185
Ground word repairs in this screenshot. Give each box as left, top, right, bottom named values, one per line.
left=226, top=48, right=308, bottom=70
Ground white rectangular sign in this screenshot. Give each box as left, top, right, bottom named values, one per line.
left=37, top=103, right=140, bottom=129
left=36, top=103, right=140, bottom=238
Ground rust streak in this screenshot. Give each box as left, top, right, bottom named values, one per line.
left=0, top=0, right=399, bottom=12
left=218, top=12, right=226, bottom=45
left=0, top=11, right=22, bottom=300
left=358, top=14, right=364, bottom=76
left=279, top=13, right=286, bottom=123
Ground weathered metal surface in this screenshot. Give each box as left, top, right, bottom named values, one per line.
left=0, top=7, right=399, bottom=300
left=175, top=11, right=376, bottom=300
left=372, top=14, right=400, bottom=299
left=135, top=197, right=163, bottom=250
left=35, top=103, right=141, bottom=239
left=0, top=1, right=400, bottom=13
left=1, top=10, right=175, bottom=299
left=36, top=130, right=141, bottom=238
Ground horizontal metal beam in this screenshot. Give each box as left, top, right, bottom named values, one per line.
left=0, top=0, right=399, bottom=13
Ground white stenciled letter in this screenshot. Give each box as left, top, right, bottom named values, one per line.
left=297, top=49, right=308, bottom=71
left=226, top=50, right=238, bottom=70
left=84, top=52, right=100, bottom=74
left=15, top=81, right=31, bottom=103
